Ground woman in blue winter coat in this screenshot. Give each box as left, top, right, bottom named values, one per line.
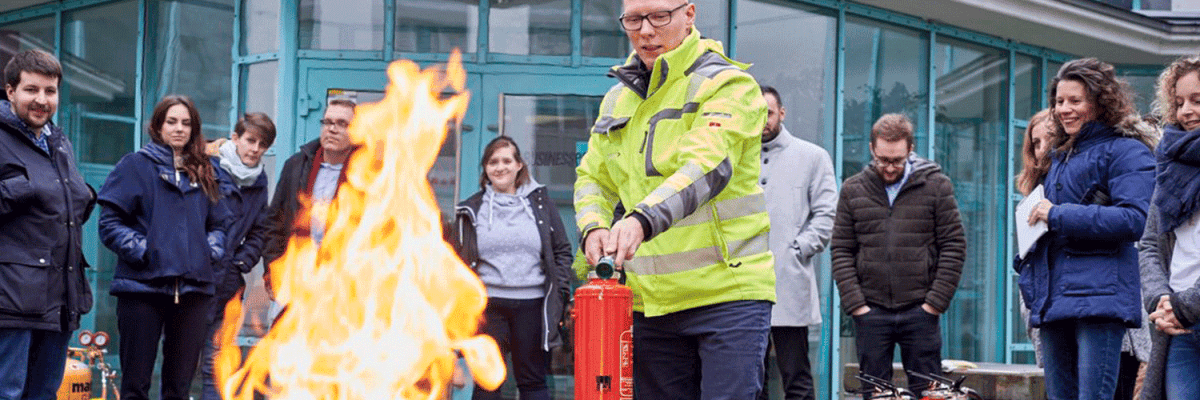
left=199, top=112, right=275, bottom=400
left=98, top=95, right=231, bottom=400
left=451, top=136, right=573, bottom=400
left=1022, top=58, right=1158, bottom=400
left=1138, top=54, right=1200, bottom=400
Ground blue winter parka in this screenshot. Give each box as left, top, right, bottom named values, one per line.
left=0, top=100, right=96, bottom=332
left=213, top=171, right=269, bottom=301
left=1018, top=120, right=1155, bottom=328
left=98, top=142, right=232, bottom=297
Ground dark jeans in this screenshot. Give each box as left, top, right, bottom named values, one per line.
left=473, top=297, right=550, bottom=400
left=117, top=293, right=214, bottom=400
left=201, top=292, right=238, bottom=400
left=1040, top=318, right=1124, bottom=400
left=757, top=326, right=814, bottom=400
left=0, top=328, right=72, bottom=400
left=633, top=300, right=772, bottom=400
left=853, top=303, right=942, bottom=394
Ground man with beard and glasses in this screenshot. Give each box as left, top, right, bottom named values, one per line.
left=755, top=85, right=836, bottom=400
left=831, top=113, right=966, bottom=395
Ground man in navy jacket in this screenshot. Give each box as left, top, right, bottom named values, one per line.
left=0, top=49, right=97, bottom=400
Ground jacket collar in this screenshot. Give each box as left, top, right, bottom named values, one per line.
left=761, top=125, right=794, bottom=152
left=0, top=99, right=58, bottom=149
left=608, top=28, right=747, bottom=99
left=138, top=141, right=177, bottom=167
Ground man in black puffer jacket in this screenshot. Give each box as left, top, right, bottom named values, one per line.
left=831, top=113, right=966, bottom=395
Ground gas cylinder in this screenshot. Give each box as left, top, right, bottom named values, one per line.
left=573, top=256, right=633, bottom=400
left=56, top=349, right=91, bottom=400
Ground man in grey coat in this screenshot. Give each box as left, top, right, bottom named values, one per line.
left=755, top=85, right=837, bottom=400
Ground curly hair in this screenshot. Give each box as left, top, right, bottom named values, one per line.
left=1153, top=54, right=1200, bottom=128
left=149, top=95, right=221, bottom=201
left=1017, top=109, right=1054, bottom=196
left=1048, top=58, right=1137, bottom=153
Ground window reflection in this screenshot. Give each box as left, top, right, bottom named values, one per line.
left=63, top=1, right=139, bottom=165
left=0, top=17, right=55, bottom=59
left=489, top=0, right=570, bottom=56
left=582, top=0, right=628, bottom=58
left=242, top=0, right=280, bottom=55
left=692, top=0, right=727, bottom=47
left=396, top=0, right=478, bottom=54
left=934, top=37, right=1007, bottom=362
left=1014, top=54, right=1041, bottom=119
left=299, top=0, right=384, bottom=50
left=738, top=1, right=836, bottom=147
left=842, top=18, right=929, bottom=179
left=145, top=0, right=234, bottom=140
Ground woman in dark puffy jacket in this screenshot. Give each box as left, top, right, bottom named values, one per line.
left=199, top=112, right=275, bottom=400
left=1139, top=54, right=1200, bottom=400
left=1022, top=58, right=1157, bottom=400
left=452, top=136, right=573, bottom=400
left=98, top=95, right=230, bottom=400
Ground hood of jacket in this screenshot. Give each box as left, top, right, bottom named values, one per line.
left=1061, top=118, right=1159, bottom=158
left=608, top=28, right=748, bottom=99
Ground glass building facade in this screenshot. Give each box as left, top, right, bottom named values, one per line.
left=0, top=0, right=1184, bottom=398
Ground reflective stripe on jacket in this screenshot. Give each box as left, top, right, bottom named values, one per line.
left=574, top=28, right=775, bottom=317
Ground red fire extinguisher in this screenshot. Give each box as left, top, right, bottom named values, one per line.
left=573, top=256, right=634, bottom=400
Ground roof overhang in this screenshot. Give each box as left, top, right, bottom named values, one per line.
left=854, top=0, right=1200, bottom=65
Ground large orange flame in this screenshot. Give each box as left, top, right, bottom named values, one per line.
left=215, top=53, right=506, bottom=400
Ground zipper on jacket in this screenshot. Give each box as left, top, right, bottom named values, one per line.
left=639, top=130, right=649, bottom=154
left=174, top=170, right=181, bottom=187
left=174, top=279, right=180, bottom=304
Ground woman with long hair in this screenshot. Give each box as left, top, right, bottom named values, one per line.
left=1139, top=54, right=1200, bottom=400
left=1021, top=58, right=1157, bottom=400
left=1017, top=109, right=1054, bottom=197
left=97, top=95, right=231, bottom=400
left=451, top=136, right=572, bottom=400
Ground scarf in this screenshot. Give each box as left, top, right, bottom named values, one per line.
left=1153, top=124, right=1200, bottom=234
left=218, top=140, right=264, bottom=187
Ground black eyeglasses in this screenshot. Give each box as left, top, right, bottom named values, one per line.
left=320, top=119, right=350, bottom=130
left=871, top=154, right=907, bottom=169
left=618, top=3, right=688, bottom=31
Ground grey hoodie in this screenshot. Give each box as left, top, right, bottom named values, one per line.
left=475, top=178, right=546, bottom=299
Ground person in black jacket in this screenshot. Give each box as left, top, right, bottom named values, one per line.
left=0, top=49, right=96, bottom=400
left=262, top=99, right=356, bottom=300
left=199, top=112, right=276, bottom=400
left=452, top=136, right=573, bottom=400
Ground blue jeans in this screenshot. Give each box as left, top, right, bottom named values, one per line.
left=201, top=292, right=237, bottom=400
left=0, top=328, right=73, bottom=400
left=1166, top=330, right=1200, bottom=400
left=1040, top=319, right=1124, bottom=400
left=633, top=300, right=772, bottom=400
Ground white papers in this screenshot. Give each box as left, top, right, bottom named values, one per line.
left=1016, top=185, right=1049, bottom=259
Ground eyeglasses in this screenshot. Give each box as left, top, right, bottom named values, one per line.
left=320, top=119, right=350, bottom=130
left=618, top=3, right=688, bottom=31
left=871, top=154, right=907, bottom=169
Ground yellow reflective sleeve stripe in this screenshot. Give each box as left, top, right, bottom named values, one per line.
left=670, top=192, right=767, bottom=228
left=634, top=158, right=732, bottom=239
left=624, top=230, right=769, bottom=276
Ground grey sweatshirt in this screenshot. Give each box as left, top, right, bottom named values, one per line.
left=475, top=180, right=546, bottom=299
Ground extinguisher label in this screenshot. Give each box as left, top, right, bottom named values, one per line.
left=620, top=328, right=634, bottom=399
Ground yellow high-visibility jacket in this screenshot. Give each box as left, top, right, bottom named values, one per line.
left=574, top=29, right=775, bottom=317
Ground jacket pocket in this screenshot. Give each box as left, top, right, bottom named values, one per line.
left=1059, top=244, right=1119, bottom=296
left=0, top=247, right=54, bottom=316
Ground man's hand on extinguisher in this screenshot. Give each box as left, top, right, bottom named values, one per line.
left=584, top=216, right=644, bottom=269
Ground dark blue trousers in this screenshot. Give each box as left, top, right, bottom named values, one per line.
left=473, top=297, right=550, bottom=400
left=117, top=293, right=214, bottom=400
left=633, top=300, right=772, bottom=400
left=853, top=303, right=942, bottom=394
left=0, top=328, right=72, bottom=400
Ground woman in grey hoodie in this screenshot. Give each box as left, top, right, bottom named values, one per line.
left=452, top=136, right=573, bottom=400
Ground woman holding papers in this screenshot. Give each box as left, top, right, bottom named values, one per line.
left=1139, top=54, right=1200, bottom=400
left=1015, top=109, right=1053, bottom=367
left=1020, top=58, right=1157, bottom=400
